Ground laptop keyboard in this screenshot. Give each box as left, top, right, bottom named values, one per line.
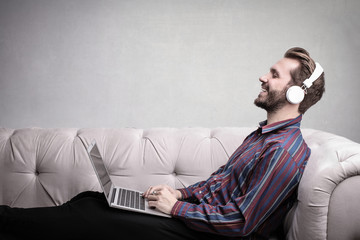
left=111, top=188, right=145, bottom=211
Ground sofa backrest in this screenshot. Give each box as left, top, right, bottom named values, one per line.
left=0, top=127, right=253, bottom=207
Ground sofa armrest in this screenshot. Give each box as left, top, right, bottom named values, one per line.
left=285, top=129, right=360, bottom=240
left=327, top=175, right=360, bottom=239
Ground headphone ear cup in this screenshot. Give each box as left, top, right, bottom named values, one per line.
left=286, top=86, right=305, bottom=104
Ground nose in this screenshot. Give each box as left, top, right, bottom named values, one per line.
left=259, top=74, right=268, bottom=83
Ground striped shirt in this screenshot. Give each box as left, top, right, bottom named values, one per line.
left=171, top=115, right=310, bottom=239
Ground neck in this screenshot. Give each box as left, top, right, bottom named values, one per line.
left=266, top=105, right=301, bottom=125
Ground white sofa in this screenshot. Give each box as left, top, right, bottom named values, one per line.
left=0, top=127, right=359, bottom=239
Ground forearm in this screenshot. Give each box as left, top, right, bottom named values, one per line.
left=178, top=164, right=226, bottom=200
left=170, top=201, right=250, bottom=237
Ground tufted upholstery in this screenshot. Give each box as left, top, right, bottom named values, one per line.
left=0, top=127, right=359, bottom=240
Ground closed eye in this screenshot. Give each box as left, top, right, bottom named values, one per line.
left=270, top=68, right=280, bottom=78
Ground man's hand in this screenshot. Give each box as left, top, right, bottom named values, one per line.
left=143, top=184, right=182, bottom=200
left=143, top=185, right=182, bottom=215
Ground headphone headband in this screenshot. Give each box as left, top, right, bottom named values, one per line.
left=303, top=62, right=324, bottom=88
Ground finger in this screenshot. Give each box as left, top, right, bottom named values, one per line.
left=147, top=194, right=159, bottom=201
left=143, top=186, right=154, bottom=198
left=150, top=187, right=162, bottom=196
left=152, top=189, right=162, bottom=195
left=142, top=187, right=149, bottom=198
left=154, top=186, right=164, bottom=193
left=148, top=200, right=157, bottom=208
left=143, top=185, right=163, bottom=198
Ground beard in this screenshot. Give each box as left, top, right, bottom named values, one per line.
left=254, top=87, right=288, bottom=113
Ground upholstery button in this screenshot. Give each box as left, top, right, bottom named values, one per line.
left=35, top=170, right=39, bottom=176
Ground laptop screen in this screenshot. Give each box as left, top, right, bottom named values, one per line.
left=89, top=143, right=112, bottom=196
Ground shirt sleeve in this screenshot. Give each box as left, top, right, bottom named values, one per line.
left=177, top=164, right=226, bottom=199
left=171, top=147, right=302, bottom=237
left=178, top=137, right=253, bottom=199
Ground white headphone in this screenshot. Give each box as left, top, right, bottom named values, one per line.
left=286, top=62, right=324, bottom=104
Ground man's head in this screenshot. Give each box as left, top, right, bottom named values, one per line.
left=284, top=47, right=325, bottom=114
left=254, top=47, right=325, bottom=114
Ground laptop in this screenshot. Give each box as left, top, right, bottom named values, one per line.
left=86, top=140, right=171, bottom=218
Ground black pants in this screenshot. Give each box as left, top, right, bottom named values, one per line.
left=0, top=191, right=234, bottom=240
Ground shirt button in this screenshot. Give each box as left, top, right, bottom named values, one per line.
left=199, top=191, right=202, bottom=194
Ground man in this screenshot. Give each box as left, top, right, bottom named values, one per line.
left=143, top=47, right=325, bottom=238
left=0, top=47, right=325, bottom=239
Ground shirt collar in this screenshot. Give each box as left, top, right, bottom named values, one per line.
left=258, top=114, right=303, bottom=135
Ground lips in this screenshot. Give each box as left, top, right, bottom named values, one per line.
left=260, top=85, right=268, bottom=95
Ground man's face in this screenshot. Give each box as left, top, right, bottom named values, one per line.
left=254, top=58, right=299, bottom=113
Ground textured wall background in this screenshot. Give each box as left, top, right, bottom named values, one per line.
left=1, top=0, right=359, bottom=142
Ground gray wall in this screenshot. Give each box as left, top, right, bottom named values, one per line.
left=1, top=0, right=359, bottom=143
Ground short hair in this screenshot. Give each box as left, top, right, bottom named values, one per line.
left=284, top=47, right=325, bottom=114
